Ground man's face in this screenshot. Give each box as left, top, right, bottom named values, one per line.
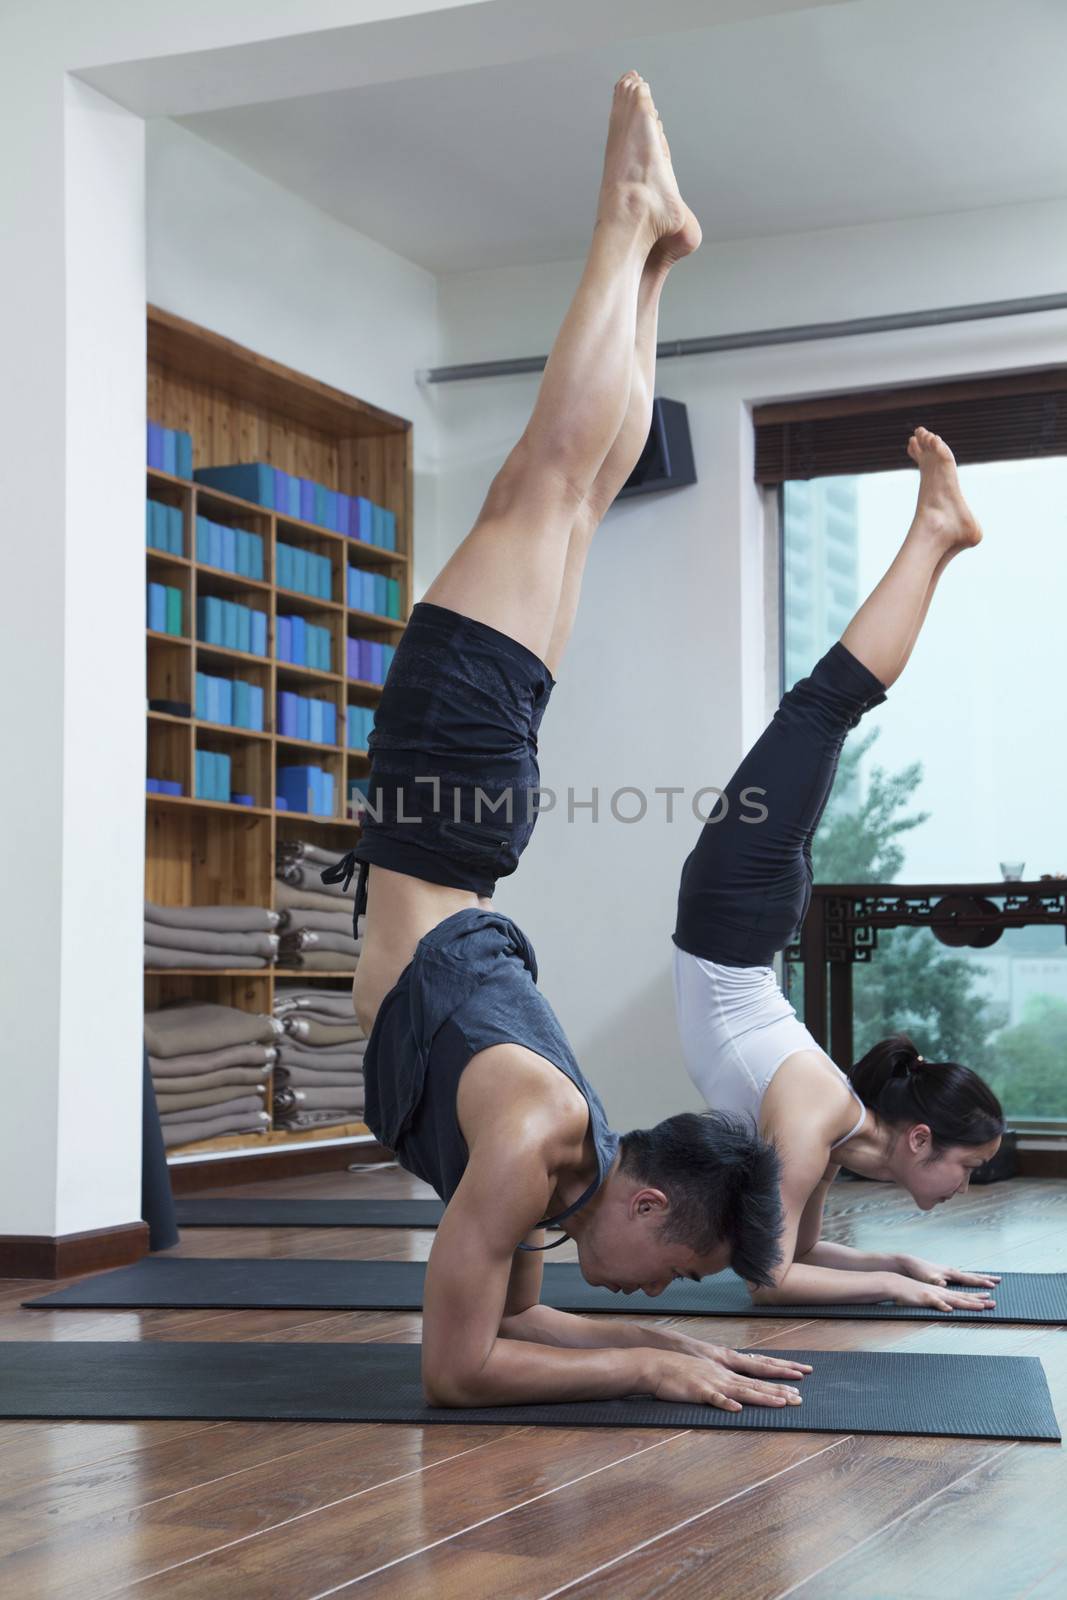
left=574, top=1188, right=731, bottom=1297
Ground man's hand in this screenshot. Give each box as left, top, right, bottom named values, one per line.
left=656, top=1327, right=812, bottom=1386
left=880, top=1270, right=996, bottom=1313
left=896, top=1255, right=1000, bottom=1290
left=646, top=1349, right=806, bottom=1411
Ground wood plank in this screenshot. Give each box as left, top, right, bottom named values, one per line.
left=20, top=1427, right=690, bottom=1600
left=148, top=306, right=408, bottom=439
left=780, top=1326, right=1067, bottom=1600
left=3, top=1422, right=512, bottom=1600
left=539, top=1436, right=1010, bottom=1600
left=0, top=1420, right=230, bottom=1497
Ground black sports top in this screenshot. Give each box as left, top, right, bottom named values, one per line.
left=362, top=908, right=620, bottom=1247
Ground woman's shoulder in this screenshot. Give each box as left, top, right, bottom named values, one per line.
left=763, top=1047, right=856, bottom=1149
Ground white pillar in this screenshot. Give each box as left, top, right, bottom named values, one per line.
left=0, top=66, right=146, bottom=1238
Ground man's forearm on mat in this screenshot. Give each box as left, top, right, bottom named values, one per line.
left=751, top=1262, right=892, bottom=1305
left=423, top=1331, right=652, bottom=1407
left=499, top=1302, right=679, bottom=1352
left=796, top=1240, right=901, bottom=1274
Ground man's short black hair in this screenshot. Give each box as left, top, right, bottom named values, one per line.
left=618, top=1110, right=783, bottom=1287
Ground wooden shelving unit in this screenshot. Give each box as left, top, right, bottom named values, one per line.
left=145, top=306, right=411, bottom=1161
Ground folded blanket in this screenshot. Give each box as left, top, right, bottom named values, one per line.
left=160, top=1095, right=268, bottom=1128
left=275, top=950, right=357, bottom=972
left=145, top=922, right=280, bottom=957
left=275, top=1064, right=365, bottom=1089
left=162, top=1110, right=270, bottom=1149
left=274, top=880, right=355, bottom=916
left=150, top=1066, right=271, bottom=1095
left=145, top=901, right=281, bottom=933
left=277, top=1041, right=366, bottom=1067
left=273, top=1109, right=361, bottom=1130
left=148, top=1042, right=276, bottom=1078
left=279, top=930, right=362, bottom=957
left=276, top=858, right=351, bottom=896
left=277, top=906, right=355, bottom=935
left=283, top=1018, right=363, bottom=1046
left=274, top=1088, right=365, bottom=1116
left=145, top=945, right=270, bottom=970
left=276, top=841, right=346, bottom=869
left=278, top=1033, right=366, bottom=1055
left=145, top=1003, right=279, bottom=1060
left=156, top=1085, right=268, bottom=1116
left=276, top=1010, right=356, bottom=1031
left=273, top=987, right=355, bottom=1016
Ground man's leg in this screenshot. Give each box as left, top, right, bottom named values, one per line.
left=841, top=428, right=981, bottom=687
left=424, top=72, right=694, bottom=669
left=544, top=225, right=697, bottom=672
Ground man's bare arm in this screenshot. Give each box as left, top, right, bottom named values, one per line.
left=421, top=1055, right=808, bottom=1409
left=420, top=1130, right=656, bottom=1407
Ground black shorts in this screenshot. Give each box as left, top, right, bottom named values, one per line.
left=673, top=642, right=886, bottom=967
left=351, top=601, right=556, bottom=902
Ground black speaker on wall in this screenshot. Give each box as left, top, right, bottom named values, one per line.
left=617, top=398, right=697, bottom=498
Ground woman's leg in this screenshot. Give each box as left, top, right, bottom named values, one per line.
left=423, top=72, right=694, bottom=669
left=841, top=428, right=981, bottom=687
left=674, top=429, right=982, bottom=965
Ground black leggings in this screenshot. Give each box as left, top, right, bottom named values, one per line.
left=673, top=641, right=887, bottom=968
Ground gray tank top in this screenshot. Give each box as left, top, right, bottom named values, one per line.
left=364, top=908, right=619, bottom=1244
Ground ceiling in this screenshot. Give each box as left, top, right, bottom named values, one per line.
left=177, top=0, right=1067, bottom=274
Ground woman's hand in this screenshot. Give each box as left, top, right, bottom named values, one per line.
left=896, top=1255, right=1001, bottom=1290
left=881, top=1270, right=997, bottom=1312
left=647, top=1349, right=806, bottom=1411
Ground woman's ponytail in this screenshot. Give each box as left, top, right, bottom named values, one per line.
left=847, top=1032, right=1004, bottom=1149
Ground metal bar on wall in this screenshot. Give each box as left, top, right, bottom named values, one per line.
left=423, top=292, right=1067, bottom=385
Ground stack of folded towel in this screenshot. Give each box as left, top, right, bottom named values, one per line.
left=272, top=984, right=366, bottom=1130
left=275, top=841, right=361, bottom=971
left=145, top=902, right=281, bottom=970
left=146, top=1001, right=282, bottom=1149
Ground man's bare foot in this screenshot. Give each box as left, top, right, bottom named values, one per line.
left=598, top=71, right=691, bottom=248
left=651, top=114, right=702, bottom=263
left=907, top=427, right=983, bottom=551
left=648, top=200, right=702, bottom=271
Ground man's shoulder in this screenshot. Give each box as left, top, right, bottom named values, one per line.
left=459, top=1041, right=590, bottom=1145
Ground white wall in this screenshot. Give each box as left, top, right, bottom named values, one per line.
left=147, top=119, right=440, bottom=592
left=0, top=45, right=147, bottom=1236
left=433, top=198, right=1067, bottom=1130
left=0, top=0, right=455, bottom=1240
left=54, top=79, right=148, bottom=1234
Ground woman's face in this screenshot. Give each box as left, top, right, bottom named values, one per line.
left=890, top=1126, right=1003, bottom=1210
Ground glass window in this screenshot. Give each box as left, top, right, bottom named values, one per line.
left=782, top=458, right=1067, bottom=1123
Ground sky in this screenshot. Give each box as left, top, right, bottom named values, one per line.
left=851, top=455, right=1067, bottom=885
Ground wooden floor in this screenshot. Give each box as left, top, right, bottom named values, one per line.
left=2, top=1171, right=1065, bottom=1599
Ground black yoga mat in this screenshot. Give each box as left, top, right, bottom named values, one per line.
left=24, top=1259, right=1067, bottom=1323
left=0, top=1342, right=1057, bottom=1439
left=174, top=1198, right=448, bottom=1229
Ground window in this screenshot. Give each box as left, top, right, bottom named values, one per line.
left=781, top=457, right=1067, bottom=1123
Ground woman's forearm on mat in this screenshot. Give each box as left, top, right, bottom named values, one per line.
left=751, top=1262, right=892, bottom=1305
left=796, top=1240, right=901, bottom=1274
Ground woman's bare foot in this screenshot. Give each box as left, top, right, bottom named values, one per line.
left=907, top=427, right=983, bottom=551
left=598, top=71, right=691, bottom=248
